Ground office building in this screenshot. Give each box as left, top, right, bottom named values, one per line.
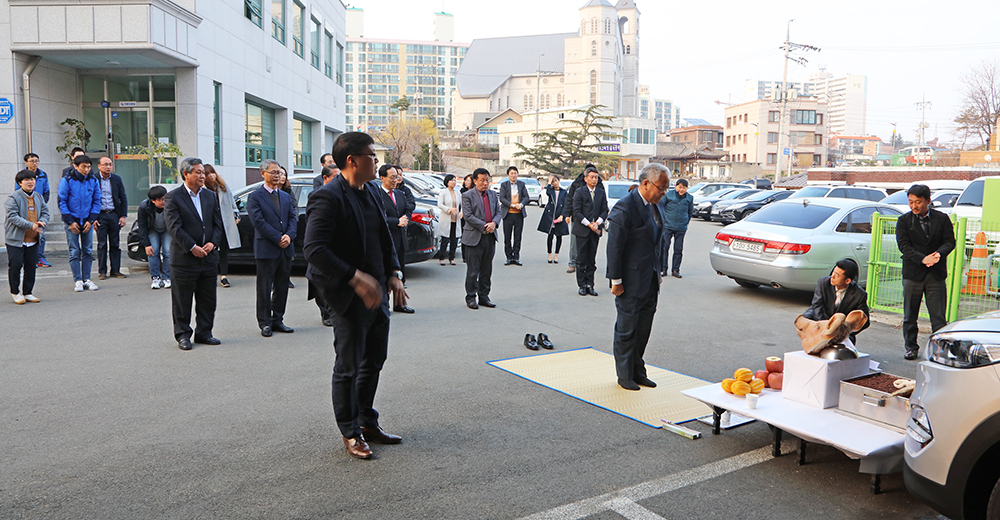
left=724, top=98, right=829, bottom=175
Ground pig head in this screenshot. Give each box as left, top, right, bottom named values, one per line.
left=794, top=310, right=868, bottom=355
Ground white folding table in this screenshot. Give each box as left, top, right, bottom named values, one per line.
left=682, top=384, right=905, bottom=494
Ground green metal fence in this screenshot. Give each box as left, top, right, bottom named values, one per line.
left=867, top=214, right=1000, bottom=322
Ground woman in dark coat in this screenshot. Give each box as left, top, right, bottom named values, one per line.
left=537, top=175, right=569, bottom=263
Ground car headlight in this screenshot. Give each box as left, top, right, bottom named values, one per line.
left=697, top=202, right=711, bottom=209
left=728, top=203, right=747, bottom=210
left=927, top=332, right=1000, bottom=368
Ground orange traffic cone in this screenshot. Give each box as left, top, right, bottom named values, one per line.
left=962, top=231, right=989, bottom=295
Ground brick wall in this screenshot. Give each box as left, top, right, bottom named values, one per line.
left=808, top=167, right=1000, bottom=185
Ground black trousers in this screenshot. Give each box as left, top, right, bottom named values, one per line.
left=575, top=232, right=600, bottom=288
left=503, top=212, right=524, bottom=261
left=613, top=290, right=658, bottom=382
left=465, top=235, right=496, bottom=302
left=7, top=243, right=38, bottom=295
left=218, top=232, right=230, bottom=276
left=547, top=231, right=563, bottom=254
left=902, top=277, right=948, bottom=353
left=438, top=222, right=458, bottom=261
left=96, top=211, right=121, bottom=274
left=170, top=262, right=217, bottom=341
left=256, top=254, right=292, bottom=328
left=330, top=304, right=390, bottom=439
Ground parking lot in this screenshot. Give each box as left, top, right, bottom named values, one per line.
left=0, top=216, right=945, bottom=519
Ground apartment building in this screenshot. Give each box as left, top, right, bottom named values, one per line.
left=723, top=98, right=829, bottom=174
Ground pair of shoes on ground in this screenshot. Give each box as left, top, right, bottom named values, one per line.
left=151, top=277, right=172, bottom=290
left=904, top=350, right=919, bottom=360
left=74, top=280, right=99, bottom=292
left=343, top=426, right=403, bottom=459
left=36, top=259, right=51, bottom=268
left=393, top=305, right=415, bottom=314
left=504, top=259, right=522, bottom=266
left=12, top=293, right=40, bottom=304
left=618, top=376, right=657, bottom=391
left=524, top=333, right=554, bottom=351
left=177, top=336, right=222, bottom=350
left=97, top=272, right=127, bottom=280
left=466, top=298, right=496, bottom=310
left=261, top=323, right=295, bottom=337
left=577, top=286, right=598, bottom=296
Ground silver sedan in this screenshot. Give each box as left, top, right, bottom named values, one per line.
left=709, top=198, right=903, bottom=291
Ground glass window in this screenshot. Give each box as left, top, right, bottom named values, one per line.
left=828, top=188, right=849, bottom=198
left=107, top=76, right=150, bottom=103
left=324, top=31, right=333, bottom=78
left=271, top=0, right=284, bottom=43
left=245, top=101, right=275, bottom=166
left=768, top=111, right=779, bottom=123
left=292, top=1, right=305, bottom=58
left=293, top=117, right=312, bottom=169
left=245, top=0, right=262, bottom=27
left=787, top=186, right=831, bottom=199
left=744, top=203, right=839, bottom=229
left=310, top=17, right=321, bottom=69
left=151, top=75, right=175, bottom=102
left=213, top=82, right=222, bottom=165
left=956, top=179, right=984, bottom=207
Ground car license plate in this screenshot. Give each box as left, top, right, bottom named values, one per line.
left=731, top=240, right=763, bottom=253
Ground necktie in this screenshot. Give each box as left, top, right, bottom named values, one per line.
left=271, top=189, right=280, bottom=212
left=920, top=215, right=930, bottom=237
left=650, top=203, right=661, bottom=234
left=590, top=189, right=595, bottom=201
left=482, top=191, right=492, bottom=224
left=389, top=190, right=396, bottom=206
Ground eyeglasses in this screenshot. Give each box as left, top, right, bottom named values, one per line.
left=650, top=181, right=670, bottom=193
left=351, top=153, right=378, bottom=159
left=264, top=170, right=282, bottom=175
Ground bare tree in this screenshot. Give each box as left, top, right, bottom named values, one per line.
left=954, top=60, right=1000, bottom=149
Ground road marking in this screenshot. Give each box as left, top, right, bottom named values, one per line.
left=519, top=442, right=794, bottom=520
left=0, top=267, right=134, bottom=282
left=606, top=497, right=668, bottom=520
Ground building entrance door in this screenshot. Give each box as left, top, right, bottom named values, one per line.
left=111, top=108, right=151, bottom=204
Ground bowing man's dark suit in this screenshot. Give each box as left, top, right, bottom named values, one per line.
left=461, top=187, right=502, bottom=303
left=303, top=174, right=401, bottom=439
left=164, top=185, right=224, bottom=342
left=247, top=186, right=297, bottom=329
left=802, top=277, right=871, bottom=345
left=896, top=208, right=956, bottom=353
left=572, top=184, right=609, bottom=290
left=499, top=179, right=529, bottom=262
left=377, top=185, right=408, bottom=280
left=606, top=189, right=664, bottom=383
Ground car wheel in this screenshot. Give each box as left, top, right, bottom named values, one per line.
left=702, top=214, right=713, bottom=221
left=738, top=210, right=755, bottom=221
left=735, top=279, right=761, bottom=289
left=986, top=476, right=1000, bottom=520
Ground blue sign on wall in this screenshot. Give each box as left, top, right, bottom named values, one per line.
left=783, top=147, right=791, bottom=155
left=0, top=98, right=13, bottom=124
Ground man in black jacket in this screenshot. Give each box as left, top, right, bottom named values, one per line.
left=802, top=258, right=870, bottom=346
left=564, top=164, right=603, bottom=274
left=896, top=184, right=955, bottom=360
left=94, top=157, right=128, bottom=280
left=572, top=169, right=609, bottom=296
left=377, top=164, right=414, bottom=313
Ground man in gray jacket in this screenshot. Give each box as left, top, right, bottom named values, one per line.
left=5, top=169, right=50, bottom=303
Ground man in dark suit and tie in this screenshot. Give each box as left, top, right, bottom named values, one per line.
left=247, top=159, right=297, bottom=337
left=802, top=258, right=870, bottom=345
left=461, top=168, right=502, bottom=309
left=896, top=183, right=955, bottom=360
left=376, top=164, right=415, bottom=314
left=572, top=168, right=609, bottom=296
left=164, top=158, right=224, bottom=351
left=499, top=166, right=530, bottom=266
left=304, top=132, right=407, bottom=460
left=313, top=153, right=336, bottom=190
left=94, top=156, right=128, bottom=280
left=606, top=163, right=670, bottom=390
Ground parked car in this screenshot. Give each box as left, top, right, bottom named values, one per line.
left=709, top=198, right=903, bottom=291
left=741, top=178, right=773, bottom=190
left=128, top=175, right=439, bottom=267
left=694, top=188, right=760, bottom=221
left=489, top=177, right=544, bottom=206
left=904, top=310, right=1000, bottom=520
left=711, top=189, right=794, bottom=224
left=786, top=185, right=887, bottom=201
left=952, top=175, right=1000, bottom=222
left=688, top=182, right=747, bottom=199
left=879, top=188, right=962, bottom=214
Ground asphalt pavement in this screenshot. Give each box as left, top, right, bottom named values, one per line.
left=1, top=216, right=946, bottom=519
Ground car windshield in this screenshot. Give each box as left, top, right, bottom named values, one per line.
left=881, top=191, right=909, bottom=204
left=787, top=186, right=832, bottom=199
left=742, top=202, right=840, bottom=229
left=732, top=190, right=760, bottom=199
left=956, top=180, right=984, bottom=206
left=522, top=178, right=540, bottom=186
left=719, top=189, right=752, bottom=200
left=742, top=190, right=780, bottom=202
left=606, top=184, right=635, bottom=200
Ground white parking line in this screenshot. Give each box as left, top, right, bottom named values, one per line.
left=519, top=442, right=793, bottom=520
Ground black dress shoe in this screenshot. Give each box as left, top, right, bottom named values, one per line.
left=287, top=280, right=295, bottom=289
left=194, top=337, right=221, bottom=345
left=467, top=300, right=479, bottom=310
left=478, top=299, right=496, bottom=308
left=504, top=260, right=512, bottom=266
left=261, top=326, right=273, bottom=337
left=671, top=271, right=682, bottom=279
left=618, top=378, right=640, bottom=391
left=177, top=338, right=192, bottom=351
left=634, top=376, right=657, bottom=388
left=513, top=260, right=522, bottom=266
left=272, top=323, right=294, bottom=333
left=524, top=334, right=539, bottom=350
left=393, top=305, right=415, bottom=314
left=322, top=318, right=334, bottom=327
left=905, top=350, right=918, bottom=360
left=361, top=425, right=402, bottom=444
left=579, top=287, right=588, bottom=296
left=548, top=259, right=553, bottom=264
left=587, top=286, right=599, bottom=297
left=538, top=333, right=554, bottom=350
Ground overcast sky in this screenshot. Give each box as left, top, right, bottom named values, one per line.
left=348, top=0, right=1000, bottom=147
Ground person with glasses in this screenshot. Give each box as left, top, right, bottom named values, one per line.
left=658, top=178, right=696, bottom=279
left=606, top=163, right=670, bottom=391
left=247, top=159, right=297, bottom=337
left=303, top=132, right=408, bottom=460
left=15, top=153, right=52, bottom=268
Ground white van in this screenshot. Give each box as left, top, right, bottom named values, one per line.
left=952, top=176, right=1000, bottom=221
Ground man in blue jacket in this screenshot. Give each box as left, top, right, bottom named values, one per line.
left=247, top=159, right=297, bottom=337
left=658, top=178, right=695, bottom=278
left=58, top=154, right=101, bottom=292
left=16, top=153, right=52, bottom=268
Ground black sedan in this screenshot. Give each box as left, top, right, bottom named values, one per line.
left=128, top=174, right=439, bottom=266
left=693, top=189, right=761, bottom=221
left=711, top=189, right=793, bottom=224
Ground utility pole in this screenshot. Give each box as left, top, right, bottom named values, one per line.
left=890, top=122, right=897, bottom=148
left=535, top=54, right=543, bottom=143
left=915, top=94, right=931, bottom=145
left=773, top=20, right=819, bottom=183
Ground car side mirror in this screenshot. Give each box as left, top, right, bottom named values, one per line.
left=932, top=200, right=942, bottom=207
